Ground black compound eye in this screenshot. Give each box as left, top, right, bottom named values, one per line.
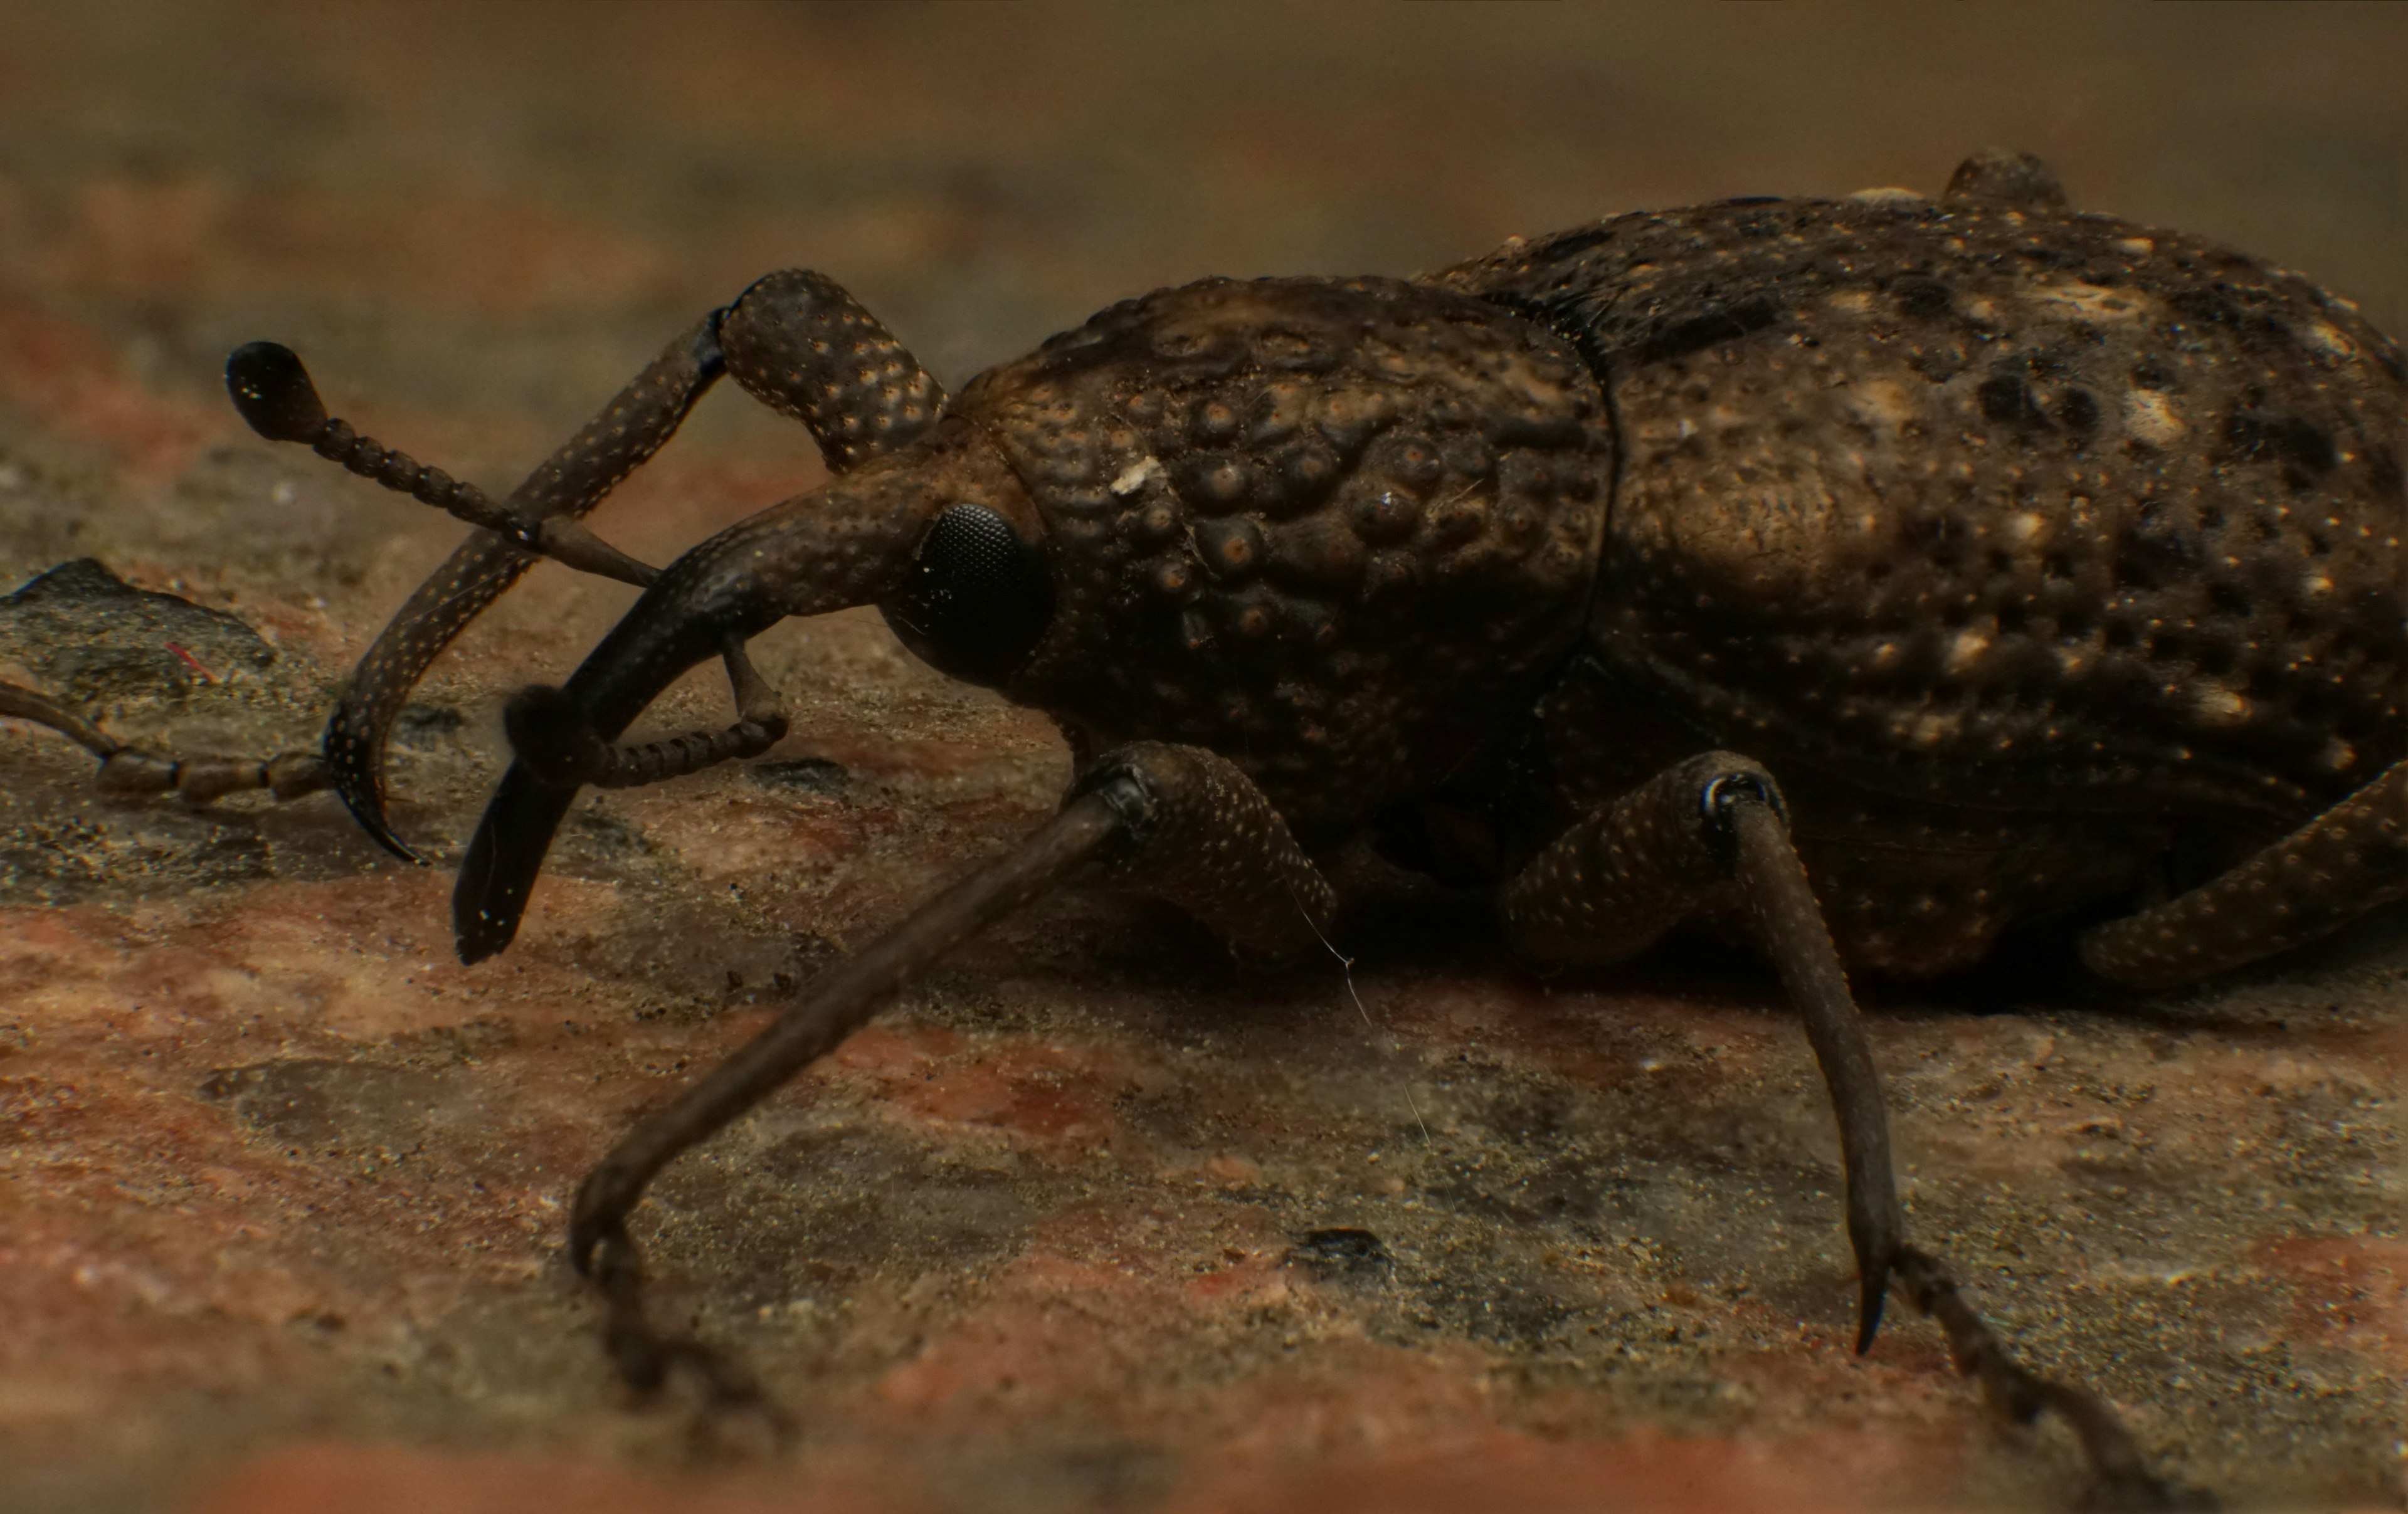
left=880, top=503, right=1054, bottom=684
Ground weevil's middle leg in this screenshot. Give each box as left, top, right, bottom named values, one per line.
left=567, top=742, right=1333, bottom=1409
left=2081, top=758, right=2405, bottom=989
left=1498, top=753, right=2200, bottom=1508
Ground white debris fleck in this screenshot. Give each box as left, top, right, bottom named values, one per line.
left=1111, top=456, right=1165, bottom=496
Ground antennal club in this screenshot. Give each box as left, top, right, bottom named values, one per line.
left=223, top=342, right=659, bottom=589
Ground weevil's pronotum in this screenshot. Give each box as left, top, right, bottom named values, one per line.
left=9, top=150, right=2400, bottom=1505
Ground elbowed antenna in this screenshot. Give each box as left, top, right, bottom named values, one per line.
left=226, top=329, right=728, bottom=860
left=450, top=453, right=970, bottom=964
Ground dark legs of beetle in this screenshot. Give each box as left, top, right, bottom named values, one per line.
left=227, top=270, right=947, bottom=857
left=0, top=678, right=330, bottom=804
left=505, top=641, right=789, bottom=792
left=305, top=319, right=731, bottom=856
left=567, top=743, right=1331, bottom=1411
left=2081, top=758, right=2406, bottom=989
left=1499, top=752, right=2191, bottom=1508
left=1894, top=1249, right=2199, bottom=1509
left=1499, top=752, right=1903, bottom=1344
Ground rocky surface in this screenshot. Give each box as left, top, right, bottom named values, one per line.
left=1, top=4, right=2402, bottom=1511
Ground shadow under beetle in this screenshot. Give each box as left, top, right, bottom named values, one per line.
left=14, top=149, right=2403, bottom=1508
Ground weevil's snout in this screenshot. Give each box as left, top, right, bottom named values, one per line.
left=455, top=419, right=1040, bottom=962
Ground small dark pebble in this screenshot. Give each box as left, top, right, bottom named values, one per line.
left=748, top=757, right=853, bottom=797
left=1286, top=1227, right=1392, bottom=1283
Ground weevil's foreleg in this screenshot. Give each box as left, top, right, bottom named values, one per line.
left=242, top=271, right=946, bottom=860
left=0, top=678, right=330, bottom=804
left=310, top=317, right=734, bottom=857
left=716, top=269, right=948, bottom=471
left=570, top=742, right=1331, bottom=1407
left=235, top=328, right=709, bottom=855
left=2081, top=759, right=2405, bottom=989
left=1497, top=752, right=2193, bottom=1507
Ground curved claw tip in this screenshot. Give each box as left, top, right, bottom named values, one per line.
left=225, top=341, right=329, bottom=444
left=335, top=786, right=425, bottom=865
left=1854, top=1269, right=1889, bottom=1355
left=324, top=715, right=425, bottom=864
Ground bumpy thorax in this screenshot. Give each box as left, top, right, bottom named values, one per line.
left=953, top=276, right=1615, bottom=829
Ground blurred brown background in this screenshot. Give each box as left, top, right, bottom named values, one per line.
left=0, top=4, right=2401, bottom=1513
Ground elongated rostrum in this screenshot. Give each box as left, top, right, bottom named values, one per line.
left=13, top=150, right=2401, bottom=1508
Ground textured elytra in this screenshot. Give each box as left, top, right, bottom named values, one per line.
left=1426, top=192, right=2404, bottom=969
left=1439, top=195, right=2403, bottom=816
left=956, top=276, right=1612, bottom=829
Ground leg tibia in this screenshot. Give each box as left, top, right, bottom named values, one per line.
left=1495, top=750, right=2186, bottom=1501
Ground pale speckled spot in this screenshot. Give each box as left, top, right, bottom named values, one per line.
left=2125, top=390, right=2187, bottom=447
left=1945, top=628, right=1990, bottom=675
left=2005, top=511, right=2051, bottom=546
left=1848, top=186, right=1926, bottom=204
left=2304, top=322, right=2357, bottom=360
left=2115, top=236, right=2155, bottom=257
left=1908, top=711, right=1962, bottom=747
left=2192, top=686, right=2251, bottom=726
left=1842, top=379, right=1915, bottom=433
left=2028, top=280, right=2150, bottom=323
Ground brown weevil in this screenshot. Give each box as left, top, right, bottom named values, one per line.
left=14, top=150, right=2401, bottom=1506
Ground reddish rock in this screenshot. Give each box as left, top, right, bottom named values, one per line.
left=0, top=6, right=2402, bottom=1513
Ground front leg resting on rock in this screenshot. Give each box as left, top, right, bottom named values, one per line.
left=564, top=742, right=1333, bottom=1412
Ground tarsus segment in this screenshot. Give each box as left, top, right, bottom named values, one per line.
left=0, top=678, right=330, bottom=804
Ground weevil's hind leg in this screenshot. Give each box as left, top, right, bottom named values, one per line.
left=0, top=679, right=330, bottom=804
left=238, top=271, right=946, bottom=859
left=568, top=742, right=1331, bottom=1411
left=2081, top=759, right=2405, bottom=988
left=1499, top=752, right=1905, bottom=1343
left=1497, top=752, right=2200, bottom=1508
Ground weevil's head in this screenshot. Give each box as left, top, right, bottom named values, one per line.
left=455, top=275, right=1610, bottom=962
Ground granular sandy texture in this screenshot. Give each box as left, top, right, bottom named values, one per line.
left=0, top=5, right=2401, bottom=1511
